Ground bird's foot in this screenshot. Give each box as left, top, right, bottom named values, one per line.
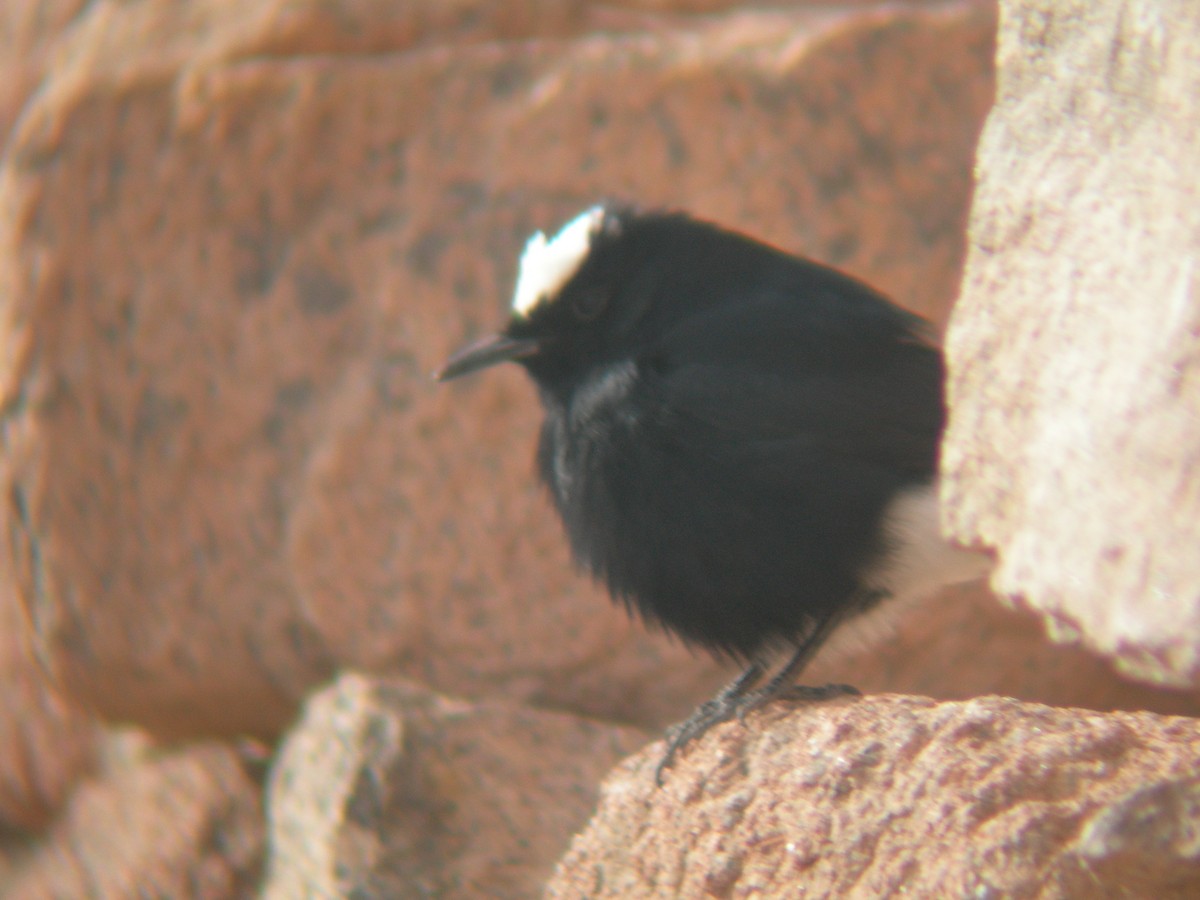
left=734, top=681, right=860, bottom=723
left=655, top=698, right=740, bottom=786
left=654, top=680, right=859, bottom=785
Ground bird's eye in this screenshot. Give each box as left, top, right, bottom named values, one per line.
left=571, top=287, right=609, bottom=321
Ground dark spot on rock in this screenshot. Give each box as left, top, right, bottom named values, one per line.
left=376, top=351, right=418, bottom=411
left=237, top=227, right=291, bottom=295
left=262, top=379, right=315, bottom=445
left=491, top=59, right=531, bottom=97
left=447, top=180, right=485, bottom=209
left=295, top=265, right=352, bottom=315
left=277, top=378, right=315, bottom=410
left=813, top=164, right=855, bottom=202
left=753, top=81, right=793, bottom=115
left=358, top=210, right=407, bottom=236
left=651, top=102, right=689, bottom=167
left=825, top=232, right=860, bottom=264
left=9, top=483, right=47, bottom=613
left=346, top=765, right=389, bottom=826
left=406, top=230, right=450, bottom=278
left=452, top=273, right=475, bottom=301
left=133, top=387, right=188, bottom=446
left=261, top=413, right=285, bottom=446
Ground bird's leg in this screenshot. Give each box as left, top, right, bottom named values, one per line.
left=655, top=659, right=765, bottom=785
left=655, top=611, right=862, bottom=785
left=734, top=612, right=860, bottom=723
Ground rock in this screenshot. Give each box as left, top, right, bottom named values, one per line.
left=0, top=500, right=98, bottom=829
left=261, top=673, right=647, bottom=900
left=0, top=8, right=105, bottom=830
left=942, top=0, right=1200, bottom=685
left=0, top=0, right=996, bottom=739
left=1, top=740, right=263, bottom=899
left=0, top=1, right=86, bottom=141
left=545, top=694, right=1200, bottom=898
left=806, top=581, right=1200, bottom=718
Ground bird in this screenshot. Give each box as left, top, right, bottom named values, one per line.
left=437, top=204, right=990, bottom=782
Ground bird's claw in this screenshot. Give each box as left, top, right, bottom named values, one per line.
left=654, top=681, right=860, bottom=785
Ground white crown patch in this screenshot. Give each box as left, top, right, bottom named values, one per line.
left=511, top=206, right=605, bottom=318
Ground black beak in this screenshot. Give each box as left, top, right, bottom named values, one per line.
left=436, top=333, right=541, bottom=381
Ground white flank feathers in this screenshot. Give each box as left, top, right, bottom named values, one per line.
left=863, top=483, right=992, bottom=604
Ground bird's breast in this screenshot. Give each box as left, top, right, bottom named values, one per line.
left=537, top=359, right=644, bottom=503
left=535, top=359, right=650, bottom=544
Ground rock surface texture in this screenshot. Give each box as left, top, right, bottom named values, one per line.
left=4, top=0, right=1200, bottom=898
left=0, top=0, right=997, bottom=746
left=1, top=741, right=263, bottom=899
left=0, top=556, right=98, bottom=830
left=262, top=674, right=647, bottom=900
left=943, top=0, right=1200, bottom=686
left=546, top=695, right=1200, bottom=899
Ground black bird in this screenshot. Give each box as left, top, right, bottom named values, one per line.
left=438, top=205, right=988, bottom=781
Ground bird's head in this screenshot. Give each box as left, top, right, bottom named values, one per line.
left=437, top=204, right=767, bottom=391
left=436, top=204, right=638, bottom=389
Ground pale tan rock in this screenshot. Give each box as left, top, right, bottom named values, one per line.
left=807, top=581, right=1200, bottom=718
left=0, top=0, right=996, bottom=739
left=546, top=695, right=1200, bottom=899
left=1, top=740, right=262, bottom=899
left=0, top=1, right=87, bottom=141
left=262, top=672, right=647, bottom=900
left=943, top=0, right=1200, bottom=685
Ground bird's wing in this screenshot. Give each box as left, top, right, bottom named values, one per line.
left=650, top=290, right=944, bottom=477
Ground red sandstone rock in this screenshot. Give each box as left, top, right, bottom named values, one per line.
left=0, top=0, right=996, bottom=741
left=1, top=740, right=262, bottom=899
left=0, top=2, right=87, bottom=141
left=0, top=3, right=107, bottom=834
left=0, top=496, right=99, bottom=829
left=546, top=695, right=1200, bottom=898
left=9, top=3, right=1200, bottom=897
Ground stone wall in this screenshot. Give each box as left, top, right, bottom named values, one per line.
left=3, top=1, right=1198, bottom=896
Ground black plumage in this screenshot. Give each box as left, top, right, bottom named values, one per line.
left=439, top=205, right=982, bottom=780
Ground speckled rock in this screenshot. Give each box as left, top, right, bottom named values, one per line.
left=1, top=740, right=262, bottom=899
left=262, top=673, right=647, bottom=900
left=546, top=694, right=1200, bottom=899
left=0, top=0, right=995, bottom=740
left=0, top=481, right=98, bottom=829
left=943, top=0, right=1200, bottom=685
